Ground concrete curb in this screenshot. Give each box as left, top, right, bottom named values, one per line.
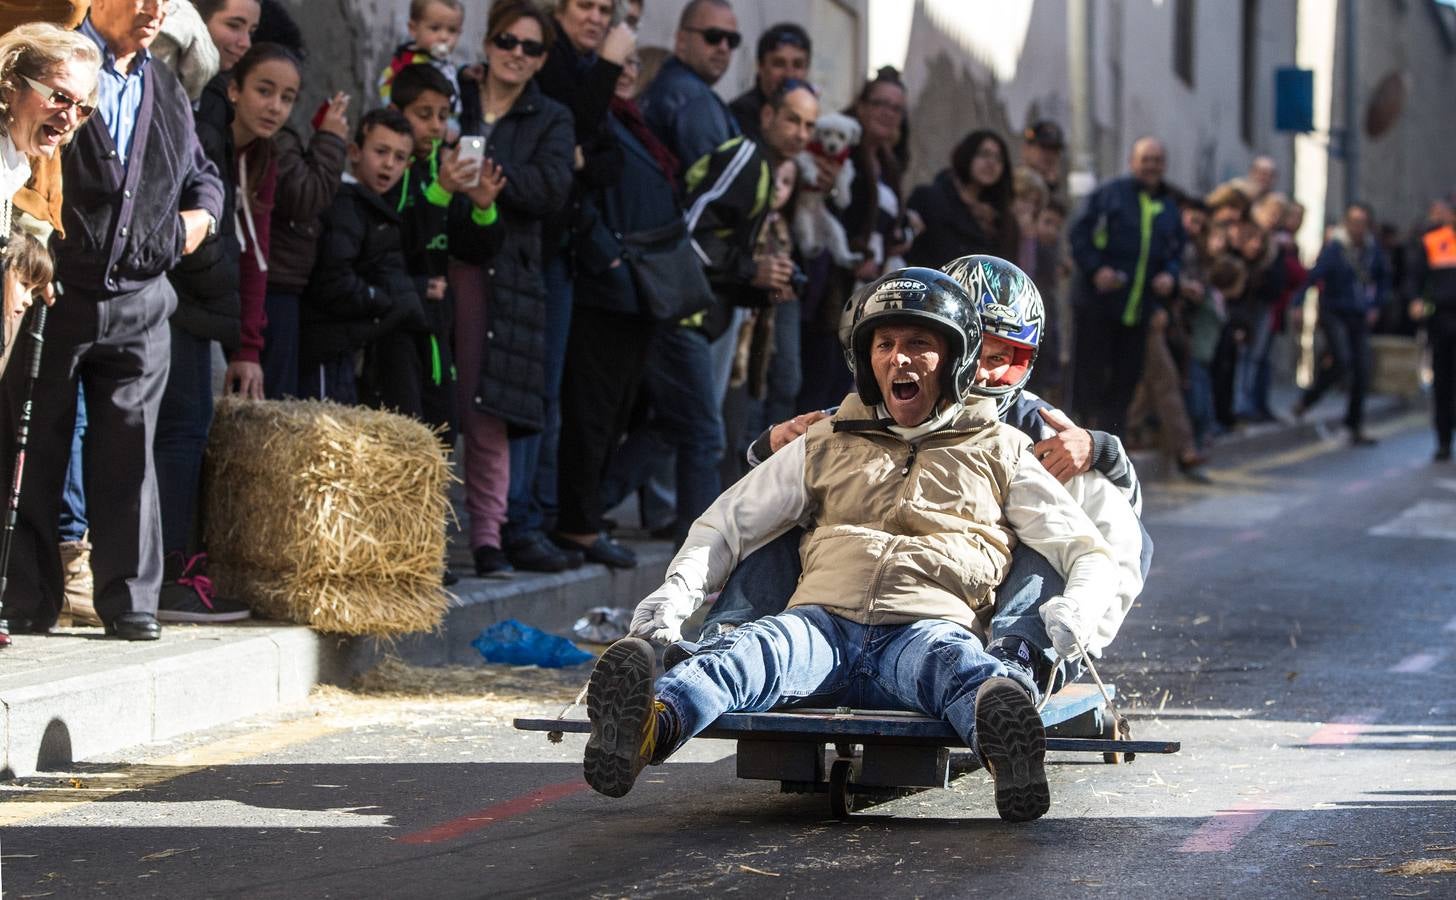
left=0, top=544, right=675, bottom=779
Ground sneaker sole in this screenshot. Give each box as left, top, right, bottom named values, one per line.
left=156, top=609, right=252, bottom=623
left=584, top=638, right=656, bottom=798
left=975, top=677, right=1050, bottom=823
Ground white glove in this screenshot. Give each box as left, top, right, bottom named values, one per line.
left=629, top=577, right=699, bottom=645
left=1040, top=595, right=1093, bottom=661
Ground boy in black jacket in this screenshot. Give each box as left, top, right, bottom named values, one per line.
left=301, top=109, right=426, bottom=404
left=372, top=64, right=503, bottom=438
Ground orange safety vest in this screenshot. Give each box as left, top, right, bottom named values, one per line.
left=1424, top=225, right=1456, bottom=270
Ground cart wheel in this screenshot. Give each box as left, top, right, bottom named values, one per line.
left=1101, top=715, right=1126, bottom=765
left=829, top=758, right=857, bottom=820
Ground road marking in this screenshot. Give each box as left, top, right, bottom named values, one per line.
left=1390, top=651, right=1447, bottom=674
left=1307, top=711, right=1380, bottom=745
left=1180, top=547, right=1222, bottom=563
left=1340, top=478, right=1374, bottom=496
left=1176, top=801, right=1276, bottom=853
left=1231, top=529, right=1265, bottom=544
left=397, top=780, right=588, bottom=845
left=1369, top=501, right=1456, bottom=541
left=0, top=717, right=342, bottom=827
left=1445, top=615, right=1456, bottom=634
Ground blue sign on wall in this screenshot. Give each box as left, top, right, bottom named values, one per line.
left=1275, top=67, right=1315, bottom=133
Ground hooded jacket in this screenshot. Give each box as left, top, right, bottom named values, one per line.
left=300, top=178, right=423, bottom=363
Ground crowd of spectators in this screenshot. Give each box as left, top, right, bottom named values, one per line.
left=0, top=0, right=1452, bottom=648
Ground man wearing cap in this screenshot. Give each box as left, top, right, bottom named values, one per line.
left=728, top=21, right=809, bottom=143
left=1021, top=119, right=1066, bottom=204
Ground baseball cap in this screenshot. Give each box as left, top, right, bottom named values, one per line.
left=1024, top=120, right=1065, bottom=149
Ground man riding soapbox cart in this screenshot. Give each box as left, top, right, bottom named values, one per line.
left=517, top=257, right=1180, bottom=822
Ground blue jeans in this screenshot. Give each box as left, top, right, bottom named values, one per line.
left=705, top=526, right=1155, bottom=688
left=154, top=324, right=214, bottom=558
left=506, top=256, right=572, bottom=540
left=657, top=605, right=1021, bottom=749
left=601, top=325, right=724, bottom=538
left=261, top=289, right=300, bottom=399
left=58, top=387, right=87, bottom=544
left=1184, top=359, right=1215, bottom=449
left=1235, top=311, right=1276, bottom=419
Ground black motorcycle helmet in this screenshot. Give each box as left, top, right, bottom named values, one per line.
left=846, top=267, right=983, bottom=407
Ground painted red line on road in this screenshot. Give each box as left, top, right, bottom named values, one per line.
left=397, top=780, right=588, bottom=845
left=1340, top=479, right=1374, bottom=495
left=1390, top=651, right=1446, bottom=674
left=1176, top=802, right=1276, bottom=853
left=1307, top=711, right=1380, bottom=746
left=1231, top=529, right=1265, bottom=544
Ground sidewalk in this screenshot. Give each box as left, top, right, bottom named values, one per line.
left=0, top=387, right=1420, bottom=779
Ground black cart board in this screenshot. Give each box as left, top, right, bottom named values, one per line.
left=515, top=682, right=1181, bottom=819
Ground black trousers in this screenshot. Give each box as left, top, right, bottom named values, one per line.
left=1301, top=309, right=1370, bottom=434
left=1073, top=304, right=1148, bottom=436
left=555, top=306, right=656, bottom=535
left=1430, top=312, right=1456, bottom=451
left=0, top=278, right=175, bottom=627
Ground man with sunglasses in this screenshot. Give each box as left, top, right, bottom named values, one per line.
left=0, top=0, right=224, bottom=643
left=639, top=0, right=742, bottom=177
left=728, top=22, right=809, bottom=144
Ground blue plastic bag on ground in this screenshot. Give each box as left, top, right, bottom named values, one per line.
left=471, top=619, right=594, bottom=668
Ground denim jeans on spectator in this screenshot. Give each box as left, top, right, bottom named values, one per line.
left=1184, top=359, right=1216, bottom=449
left=763, top=299, right=803, bottom=430
left=154, top=324, right=214, bottom=559
left=506, top=255, right=572, bottom=541
left=656, top=605, right=1022, bottom=749
left=601, top=324, right=723, bottom=539
left=58, top=388, right=87, bottom=544
left=1236, top=311, right=1276, bottom=419
left=261, top=289, right=300, bottom=399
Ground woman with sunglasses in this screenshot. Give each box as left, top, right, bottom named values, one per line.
left=450, top=0, right=574, bottom=576
left=0, top=22, right=100, bottom=231
left=492, top=0, right=637, bottom=573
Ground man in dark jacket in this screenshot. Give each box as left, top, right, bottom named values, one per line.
left=300, top=109, right=424, bottom=404
left=639, top=0, right=740, bottom=175
left=727, top=22, right=809, bottom=142
left=0, top=0, right=225, bottom=642
left=1408, top=198, right=1456, bottom=460
left=1067, top=136, right=1184, bottom=435
left=1290, top=201, right=1391, bottom=445
left=614, top=81, right=816, bottom=546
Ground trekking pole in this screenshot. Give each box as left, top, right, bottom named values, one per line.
left=0, top=292, right=53, bottom=619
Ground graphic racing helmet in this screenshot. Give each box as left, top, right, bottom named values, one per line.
left=941, top=254, right=1044, bottom=414
left=846, top=267, right=983, bottom=406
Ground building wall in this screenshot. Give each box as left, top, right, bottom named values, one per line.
left=888, top=0, right=1300, bottom=199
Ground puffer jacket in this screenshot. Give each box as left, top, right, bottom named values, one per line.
left=167, top=73, right=240, bottom=349
left=453, top=74, right=574, bottom=435
left=266, top=124, right=348, bottom=292
left=788, top=395, right=1030, bottom=630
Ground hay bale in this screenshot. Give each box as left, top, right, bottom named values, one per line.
left=203, top=397, right=454, bottom=636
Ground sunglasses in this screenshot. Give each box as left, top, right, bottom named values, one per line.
left=684, top=26, right=741, bottom=49
left=22, top=75, right=95, bottom=120
left=491, top=32, right=546, bottom=57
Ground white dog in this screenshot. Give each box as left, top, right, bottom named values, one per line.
left=793, top=112, right=863, bottom=268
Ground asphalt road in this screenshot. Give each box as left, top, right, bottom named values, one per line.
left=3, top=413, right=1455, bottom=899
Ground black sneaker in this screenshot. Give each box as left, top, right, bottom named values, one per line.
left=473, top=545, right=512, bottom=576
left=663, top=639, right=701, bottom=670
left=986, top=637, right=1045, bottom=701
left=507, top=531, right=581, bottom=572
left=584, top=638, right=664, bottom=798
left=554, top=532, right=637, bottom=569
left=974, top=676, right=1049, bottom=822
left=157, top=580, right=251, bottom=623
